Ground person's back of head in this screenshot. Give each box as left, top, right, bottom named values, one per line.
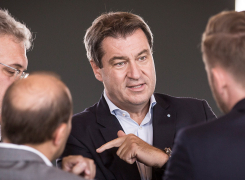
left=202, top=11, right=245, bottom=86
left=1, top=72, right=73, bottom=160
left=201, top=11, right=245, bottom=113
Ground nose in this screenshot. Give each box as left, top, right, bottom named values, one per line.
left=127, top=61, right=141, bottom=80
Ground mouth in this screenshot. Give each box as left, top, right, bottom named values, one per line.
left=127, top=83, right=146, bottom=91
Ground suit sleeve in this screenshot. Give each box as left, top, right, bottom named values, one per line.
left=202, top=100, right=216, bottom=121
left=62, top=134, right=93, bottom=158
left=163, top=129, right=193, bottom=180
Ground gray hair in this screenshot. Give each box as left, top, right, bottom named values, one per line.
left=0, top=9, right=32, bottom=50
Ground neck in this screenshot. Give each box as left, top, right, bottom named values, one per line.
left=112, top=100, right=150, bottom=125
left=25, top=141, right=55, bottom=161
left=127, top=103, right=150, bottom=125
left=226, top=85, right=245, bottom=112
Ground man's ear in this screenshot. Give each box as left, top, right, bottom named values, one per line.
left=211, top=68, right=227, bottom=97
left=53, top=123, right=67, bottom=146
left=90, top=60, right=103, bottom=82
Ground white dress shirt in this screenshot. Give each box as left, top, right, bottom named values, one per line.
left=104, top=91, right=156, bottom=180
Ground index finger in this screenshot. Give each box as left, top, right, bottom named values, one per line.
left=96, top=136, right=126, bottom=153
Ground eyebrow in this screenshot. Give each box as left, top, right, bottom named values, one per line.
left=135, top=49, right=150, bottom=58
left=11, top=64, right=27, bottom=71
left=108, top=49, right=151, bottom=64
left=108, top=56, right=129, bottom=64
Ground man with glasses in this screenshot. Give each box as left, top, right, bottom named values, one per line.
left=0, top=9, right=31, bottom=140
left=0, top=62, right=29, bottom=79
left=0, top=9, right=96, bottom=178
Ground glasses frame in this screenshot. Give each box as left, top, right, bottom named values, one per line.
left=0, top=62, right=29, bottom=79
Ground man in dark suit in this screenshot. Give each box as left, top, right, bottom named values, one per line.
left=0, top=73, right=95, bottom=180
left=164, top=11, right=245, bottom=180
left=61, top=12, right=215, bottom=180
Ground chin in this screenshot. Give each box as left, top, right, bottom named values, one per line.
left=128, top=97, right=151, bottom=106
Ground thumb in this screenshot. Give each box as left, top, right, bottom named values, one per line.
left=117, top=130, right=126, bottom=137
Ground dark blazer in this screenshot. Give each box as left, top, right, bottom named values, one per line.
left=61, top=93, right=216, bottom=180
left=0, top=147, right=84, bottom=180
left=164, top=98, right=245, bottom=180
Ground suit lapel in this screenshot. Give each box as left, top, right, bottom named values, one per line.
left=96, top=95, right=123, bottom=142
left=152, top=94, right=176, bottom=180
left=153, top=94, right=176, bottom=150
left=96, top=95, right=141, bottom=180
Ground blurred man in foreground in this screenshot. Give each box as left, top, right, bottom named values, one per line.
left=0, top=73, right=95, bottom=180
left=164, top=11, right=245, bottom=180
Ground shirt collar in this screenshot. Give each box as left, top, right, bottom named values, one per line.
left=103, top=90, right=157, bottom=115
left=0, top=143, right=52, bottom=166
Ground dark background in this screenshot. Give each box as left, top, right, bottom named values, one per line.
left=1, top=0, right=234, bottom=116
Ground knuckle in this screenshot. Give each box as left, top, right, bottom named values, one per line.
left=129, top=142, right=137, bottom=149
left=89, top=159, right=94, bottom=164
left=67, top=155, right=74, bottom=159
left=127, top=134, right=137, bottom=141
left=128, top=160, right=134, bottom=164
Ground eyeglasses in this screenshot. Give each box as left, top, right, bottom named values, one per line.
left=0, top=62, right=29, bottom=79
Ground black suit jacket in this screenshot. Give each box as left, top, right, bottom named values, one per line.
left=164, top=98, right=245, bottom=180
left=61, top=93, right=216, bottom=180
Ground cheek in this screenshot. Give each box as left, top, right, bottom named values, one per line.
left=106, top=70, right=126, bottom=84
left=208, top=73, right=215, bottom=91
left=0, top=78, right=14, bottom=94
left=0, top=81, right=12, bottom=106
left=143, top=65, right=156, bottom=81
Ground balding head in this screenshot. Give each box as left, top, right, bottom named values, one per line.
left=1, top=72, right=73, bottom=144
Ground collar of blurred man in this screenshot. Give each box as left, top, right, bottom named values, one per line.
left=0, top=142, right=52, bottom=166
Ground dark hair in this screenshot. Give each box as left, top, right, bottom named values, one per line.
left=0, top=9, right=32, bottom=50
left=84, top=12, right=153, bottom=68
left=1, top=72, right=72, bottom=144
left=202, top=11, right=245, bottom=83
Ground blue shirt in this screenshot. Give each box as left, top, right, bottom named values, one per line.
left=103, top=91, right=156, bottom=180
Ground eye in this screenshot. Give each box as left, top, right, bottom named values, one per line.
left=138, top=56, right=146, bottom=61
left=3, top=67, right=16, bottom=76
left=7, top=70, right=15, bottom=74
left=114, top=62, right=125, bottom=67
